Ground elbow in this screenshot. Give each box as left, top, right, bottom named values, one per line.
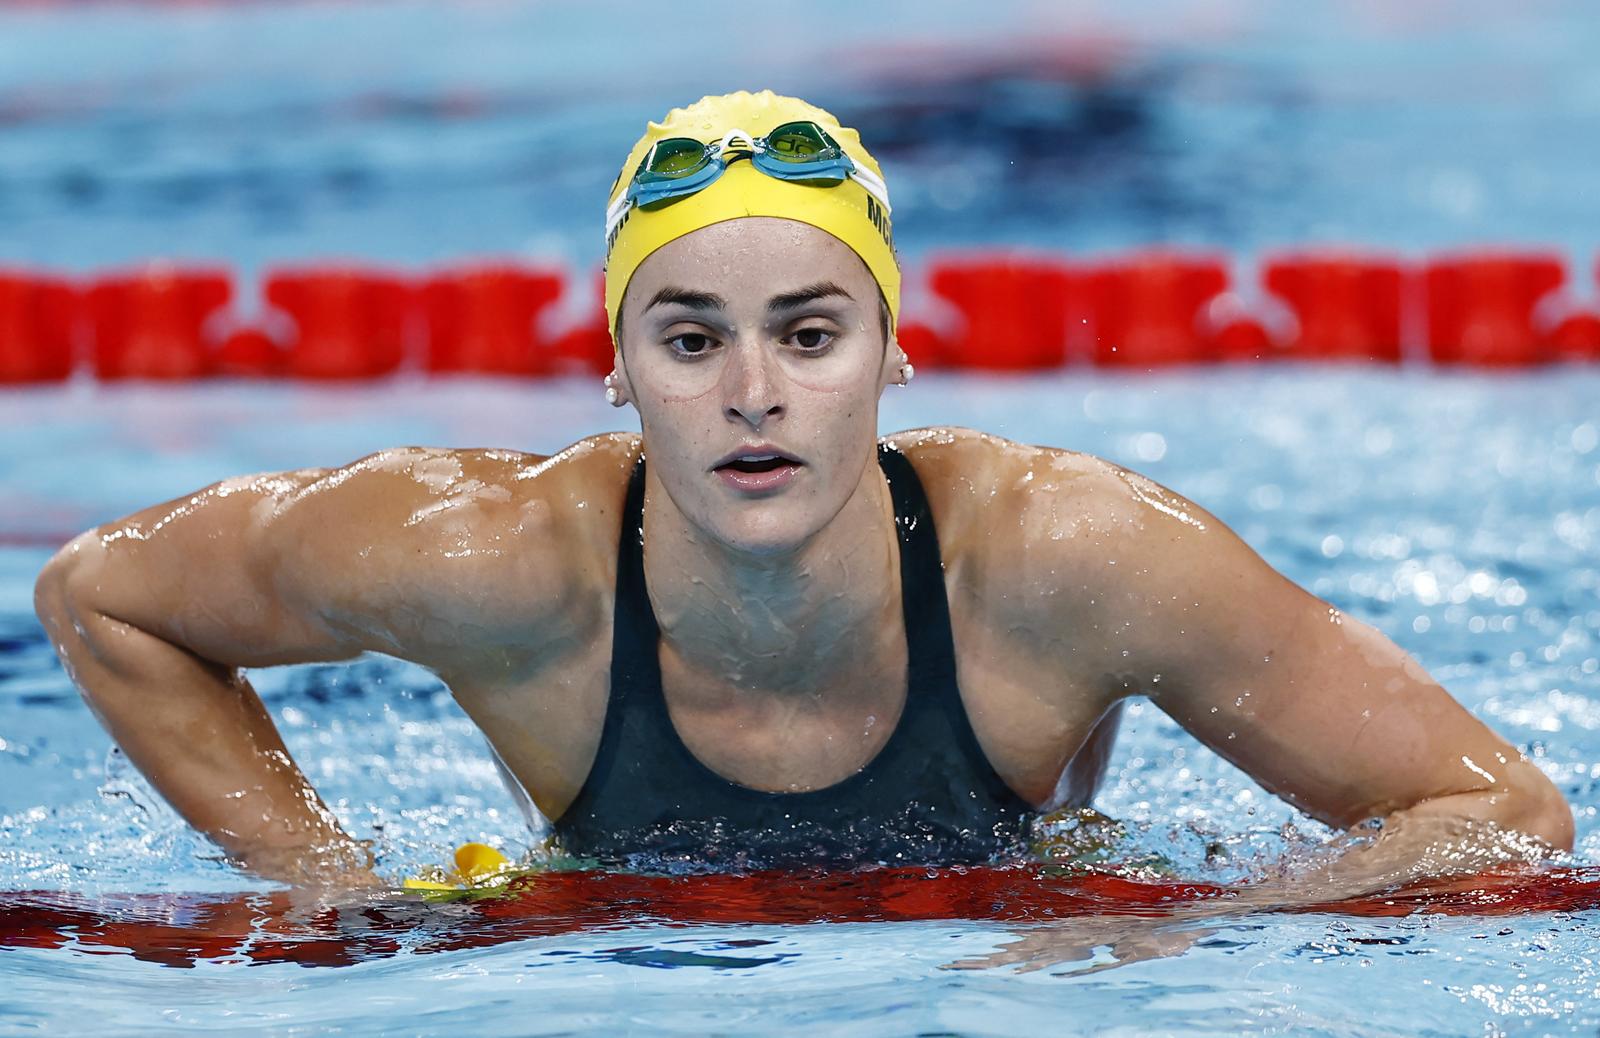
left=33, top=540, right=80, bottom=630
left=1512, top=777, right=1575, bottom=853
left=34, top=530, right=107, bottom=635
left=1397, top=763, right=1575, bottom=856
left=1488, top=758, right=1575, bottom=853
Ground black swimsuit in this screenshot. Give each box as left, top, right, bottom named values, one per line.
left=550, top=442, right=1035, bottom=869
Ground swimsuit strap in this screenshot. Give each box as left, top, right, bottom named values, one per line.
left=875, top=442, right=1027, bottom=809
left=875, top=442, right=958, bottom=689
left=566, top=450, right=655, bottom=806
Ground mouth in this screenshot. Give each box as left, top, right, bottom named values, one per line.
left=712, top=447, right=805, bottom=492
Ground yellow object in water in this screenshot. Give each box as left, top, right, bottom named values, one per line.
left=402, top=842, right=513, bottom=891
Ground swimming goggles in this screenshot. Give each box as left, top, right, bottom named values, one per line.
left=604, top=121, right=892, bottom=242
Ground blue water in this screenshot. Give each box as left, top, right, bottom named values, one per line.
left=4, top=0, right=1600, bottom=1034
left=5, top=371, right=1600, bottom=1033
left=2, top=1, right=1599, bottom=276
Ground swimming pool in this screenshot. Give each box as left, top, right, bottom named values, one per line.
left=4, top=369, right=1598, bottom=1033
left=6, top=0, right=1600, bottom=1033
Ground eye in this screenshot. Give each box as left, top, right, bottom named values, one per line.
left=789, top=326, right=836, bottom=351
left=666, top=332, right=716, bottom=357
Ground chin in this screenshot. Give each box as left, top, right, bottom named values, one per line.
left=704, top=508, right=819, bottom=558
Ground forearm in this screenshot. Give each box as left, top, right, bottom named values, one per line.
left=1247, top=775, right=1573, bottom=908
left=36, top=580, right=370, bottom=884
left=1397, top=764, right=1574, bottom=849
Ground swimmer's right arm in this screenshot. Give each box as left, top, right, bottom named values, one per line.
left=31, top=446, right=580, bottom=888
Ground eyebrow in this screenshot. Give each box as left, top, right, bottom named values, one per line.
left=644, top=287, right=729, bottom=313
left=642, top=281, right=857, bottom=317
left=765, top=281, right=856, bottom=314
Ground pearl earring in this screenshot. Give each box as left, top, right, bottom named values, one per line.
left=605, top=386, right=620, bottom=405
left=899, top=362, right=915, bottom=386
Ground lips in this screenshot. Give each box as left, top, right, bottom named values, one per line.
left=712, top=444, right=805, bottom=493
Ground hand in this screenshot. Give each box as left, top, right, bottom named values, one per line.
left=235, top=837, right=387, bottom=892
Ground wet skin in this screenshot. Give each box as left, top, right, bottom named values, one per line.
left=33, top=218, right=1573, bottom=887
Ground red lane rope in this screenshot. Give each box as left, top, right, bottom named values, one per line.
left=1, top=864, right=1595, bottom=969
left=3, top=248, right=1598, bottom=382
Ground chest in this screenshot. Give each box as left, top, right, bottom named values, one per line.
left=451, top=582, right=1118, bottom=823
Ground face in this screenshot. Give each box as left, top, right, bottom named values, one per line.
left=611, top=217, right=902, bottom=556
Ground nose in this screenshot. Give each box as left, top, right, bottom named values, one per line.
left=723, top=341, right=784, bottom=428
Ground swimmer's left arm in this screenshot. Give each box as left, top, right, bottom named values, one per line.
left=1052, top=458, right=1572, bottom=888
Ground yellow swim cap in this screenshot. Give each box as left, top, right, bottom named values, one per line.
left=603, top=90, right=899, bottom=348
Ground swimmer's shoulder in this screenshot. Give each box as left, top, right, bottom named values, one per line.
left=275, top=434, right=640, bottom=652
left=306, top=432, right=638, bottom=549
left=455, top=429, right=640, bottom=521
left=882, top=425, right=1223, bottom=592
left=882, top=424, right=1134, bottom=532
left=414, top=431, right=641, bottom=582
left=503, top=431, right=643, bottom=568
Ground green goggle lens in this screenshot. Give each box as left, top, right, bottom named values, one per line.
left=763, top=121, right=835, bottom=162
left=644, top=137, right=713, bottom=177
left=618, top=121, right=866, bottom=224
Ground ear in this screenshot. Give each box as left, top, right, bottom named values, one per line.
left=877, top=332, right=909, bottom=394
left=606, top=349, right=636, bottom=408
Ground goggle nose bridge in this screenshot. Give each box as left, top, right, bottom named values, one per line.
left=717, top=128, right=759, bottom=155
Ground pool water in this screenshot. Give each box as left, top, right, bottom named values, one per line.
left=4, top=370, right=1599, bottom=1033
left=3, top=2, right=1600, bottom=272
left=6, top=0, right=1600, bottom=1033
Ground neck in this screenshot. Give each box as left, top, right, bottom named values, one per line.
left=640, top=451, right=900, bottom=696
